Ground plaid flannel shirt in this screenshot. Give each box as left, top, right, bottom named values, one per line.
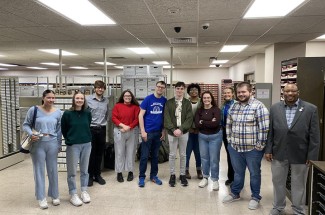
left=226, top=98, right=269, bottom=152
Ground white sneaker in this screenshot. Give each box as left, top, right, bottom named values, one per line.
left=212, top=181, right=219, bottom=191
left=70, top=194, right=83, bottom=207
left=81, top=191, right=91, bottom=203
left=52, top=198, right=60, bottom=206
left=38, top=198, right=48, bottom=209
left=248, top=198, right=260, bottom=210
left=198, top=178, right=208, bottom=188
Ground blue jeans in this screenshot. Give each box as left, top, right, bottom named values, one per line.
left=186, top=133, right=201, bottom=170
left=66, top=142, right=92, bottom=195
left=139, top=131, right=162, bottom=179
left=228, top=145, right=264, bottom=200
left=198, top=130, right=223, bottom=182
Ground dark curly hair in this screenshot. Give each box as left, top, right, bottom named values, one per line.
left=187, top=83, right=201, bottom=97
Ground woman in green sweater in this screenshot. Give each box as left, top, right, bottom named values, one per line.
left=61, top=91, right=92, bottom=207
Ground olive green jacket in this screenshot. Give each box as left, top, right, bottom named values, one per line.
left=164, top=97, right=193, bottom=136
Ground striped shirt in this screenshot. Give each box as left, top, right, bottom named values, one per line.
left=284, top=99, right=299, bottom=128
left=226, top=98, right=269, bottom=152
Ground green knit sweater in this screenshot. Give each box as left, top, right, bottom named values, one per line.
left=61, top=109, right=92, bottom=145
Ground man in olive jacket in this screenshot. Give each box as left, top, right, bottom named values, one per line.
left=265, top=83, right=320, bottom=215
left=164, top=81, right=193, bottom=187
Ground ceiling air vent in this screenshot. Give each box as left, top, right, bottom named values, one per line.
left=169, top=37, right=197, bottom=44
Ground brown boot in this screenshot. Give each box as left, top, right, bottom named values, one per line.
left=185, top=170, right=191, bottom=179
left=197, top=170, right=203, bottom=179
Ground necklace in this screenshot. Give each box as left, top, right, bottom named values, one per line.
left=204, top=108, right=210, bottom=114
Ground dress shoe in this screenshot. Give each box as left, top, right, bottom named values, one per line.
left=197, top=170, right=203, bottom=179
left=117, top=173, right=124, bottom=183
left=127, top=172, right=134, bottom=181
left=185, top=170, right=191, bottom=179
left=225, top=179, right=233, bottom=186
left=94, top=175, right=106, bottom=185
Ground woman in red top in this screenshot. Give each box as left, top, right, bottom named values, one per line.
left=112, top=90, right=140, bottom=182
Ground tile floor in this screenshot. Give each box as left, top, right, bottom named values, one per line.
left=0, top=147, right=298, bottom=215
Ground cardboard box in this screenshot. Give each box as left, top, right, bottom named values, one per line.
left=149, top=65, right=163, bottom=75
left=135, top=65, right=148, bottom=75
left=122, top=78, right=135, bottom=87
left=123, top=66, right=136, bottom=76
left=135, top=88, right=148, bottom=99
left=135, top=78, right=147, bottom=88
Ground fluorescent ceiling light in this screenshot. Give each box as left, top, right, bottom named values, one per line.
left=0, top=68, right=9, bottom=70
left=163, top=65, right=174, bottom=69
left=152, top=61, right=169, bottom=65
left=39, top=49, right=77, bottom=56
left=209, top=65, right=223, bottom=68
left=27, top=67, right=47, bottom=70
left=220, top=45, right=247, bottom=52
left=0, top=54, right=4, bottom=57
left=128, top=48, right=155, bottom=54
left=211, top=60, right=229, bottom=64
left=95, top=61, right=116, bottom=66
left=37, top=0, right=116, bottom=25
left=70, top=66, right=88, bottom=69
left=0, top=63, right=17, bottom=67
left=114, top=66, right=123, bottom=69
left=40, top=62, right=63, bottom=66
left=316, top=34, right=325, bottom=39
left=244, top=0, right=305, bottom=18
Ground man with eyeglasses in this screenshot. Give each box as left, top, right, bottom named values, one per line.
left=87, top=80, right=109, bottom=186
left=265, top=83, right=320, bottom=215
left=138, top=81, right=167, bottom=187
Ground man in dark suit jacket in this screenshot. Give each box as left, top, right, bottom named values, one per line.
left=265, top=83, right=320, bottom=215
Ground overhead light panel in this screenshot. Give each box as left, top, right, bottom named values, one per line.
left=27, top=67, right=47, bottom=70
left=244, top=0, right=305, bottom=18
left=70, top=66, right=88, bottom=69
left=163, top=65, right=174, bottom=69
left=153, top=61, right=169, bottom=65
left=128, top=48, right=155, bottom=54
left=114, top=66, right=123, bottom=69
left=95, top=62, right=116, bottom=66
left=212, top=60, right=229, bottom=64
left=220, top=45, right=247, bottom=52
left=316, top=34, right=325, bottom=40
left=0, top=68, right=9, bottom=70
left=37, top=0, right=116, bottom=25
left=40, top=62, right=62, bottom=66
left=39, top=49, right=77, bottom=56
left=0, top=63, right=18, bottom=67
left=0, top=54, right=4, bottom=57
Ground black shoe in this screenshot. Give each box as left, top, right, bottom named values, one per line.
left=169, top=175, right=176, bottom=187
left=127, top=172, right=134, bottom=182
left=94, top=175, right=106, bottom=185
left=88, top=177, right=93, bottom=187
left=117, top=173, right=124, bottom=183
left=197, top=170, right=203, bottom=179
left=225, top=179, right=233, bottom=186
left=180, top=175, right=188, bottom=187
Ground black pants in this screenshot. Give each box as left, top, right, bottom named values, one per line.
left=222, top=128, right=234, bottom=181
left=88, top=126, right=106, bottom=178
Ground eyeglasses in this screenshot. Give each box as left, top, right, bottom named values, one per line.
left=156, top=85, right=166, bottom=89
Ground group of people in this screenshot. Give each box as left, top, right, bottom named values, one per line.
left=23, top=80, right=320, bottom=215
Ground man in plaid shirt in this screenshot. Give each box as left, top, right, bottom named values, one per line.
left=222, top=82, right=269, bottom=210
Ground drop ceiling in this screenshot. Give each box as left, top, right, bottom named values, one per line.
left=0, top=0, right=324, bottom=71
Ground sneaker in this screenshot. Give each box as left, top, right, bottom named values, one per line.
left=180, top=175, right=188, bottom=186
left=198, top=178, right=208, bottom=188
left=138, top=177, right=145, bottom=187
left=88, top=177, right=93, bottom=187
left=185, top=170, right=191, bottom=179
left=248, top=198, right=260, bottom=210
left=70, top=194, right=83, bottom=206
left=127, top=172, right=134, bottom=181
left=52, top=198, right=60, bottom=206
left=151, top=176, right=162, bottom=185
left=94, top=175, right=106, bottom=185
left=117, top=173, right=124, bottom=183
left=169, top=175, right=176, bottom=187
left=269, top=208, right=285, bottom=215
left=38, top=198, right=48, bottom=209
left=222, top=193, right=240, bottom=203
left=212, top=181, right=219, bottom=191
left=225, top=179, right=233, bottom=186
left=81, top=191, right=91, bottom=203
